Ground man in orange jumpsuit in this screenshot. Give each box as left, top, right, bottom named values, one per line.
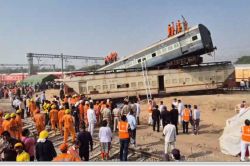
left=33, top=109, right=46, bottom=135
left=94, top=101, right=101, bottom=126
left=53, top=143, right=80, bottom=162
left=50, top=105, right=59, bottom=136
left=171, top=22, right=175, bottom=36
left=83, top=101, right=89, bottom=126
left=0, top=111, right=4, bottom=135
left=78, top=100, right=85, bottom=124
left=167, top=24, right=171, bottom=37
left=2, top=114, right=11, bottom=134
left=29, top=99, right=36, bottom=118
left=15, top=110, right=23, bottom=140
left=58, top=105, right=65, bottom=136
left=177, top=20, right=182, bottom=33
left=62, top=109, right=76, bottom=143
left=10, top=113, right=18, bottom=139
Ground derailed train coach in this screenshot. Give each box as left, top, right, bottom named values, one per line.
left=99, top=24, right=215, bottom=71
left=61, top=62, right=235, bottom=100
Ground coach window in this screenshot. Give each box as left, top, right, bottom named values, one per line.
left=138, top=82, right=143, bottom=87
left=110, top=84, right=116, bottom=89
left=172, top=79, right=177, bottom=84
left=131, top=82, right=137, bottom=88
left=88, top=86, right=93, bottom=91
left=192, top=35, right=198, bottom=41
left=143, top=57, right=146, bottom=61
left=138, top=59, right=141, bottom=63
left=152, top=53, right=156, bottom=57
left=95, top=85, right=101, bottom=90
left=117, top=84, right=129, bottom=88
left=103, top=85, right=108, bottom=90
left=81, top=87, right=86, bottom=93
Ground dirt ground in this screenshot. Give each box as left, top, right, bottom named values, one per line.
left=1, top=90, right=248, bottom=161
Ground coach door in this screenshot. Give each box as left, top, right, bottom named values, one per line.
left=158, top=75, right=165, bottom=91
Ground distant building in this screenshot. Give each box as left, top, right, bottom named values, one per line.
left=234, top=64, right=250, bottom=82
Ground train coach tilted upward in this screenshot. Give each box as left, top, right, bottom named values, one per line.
left=99, top=24, right=215, bottom=70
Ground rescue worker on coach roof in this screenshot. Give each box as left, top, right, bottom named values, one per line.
left=171, top=22, right=175, bottom=36
left=177, top=20, right=182, bottom=33
left=168, top=24, right=171, bottom=37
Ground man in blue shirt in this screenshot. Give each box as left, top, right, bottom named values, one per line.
left=127, top=110, right=137, bottom=147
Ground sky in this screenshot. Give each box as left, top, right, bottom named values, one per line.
left=0, top=0, right=250, bottom=68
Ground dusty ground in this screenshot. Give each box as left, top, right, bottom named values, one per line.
left=1, top=90, right=248, bottom=161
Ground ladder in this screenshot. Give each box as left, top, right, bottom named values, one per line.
left=141, top=60, right=152, bottom=103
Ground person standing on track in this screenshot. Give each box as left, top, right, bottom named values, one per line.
left=50, top=104, right=59, bottom=136
left=58, top=105, right=65, bottom=136
left=87, top=103, right=96, bottom=136
left=33, top=109, right=46, bottom=135
left=62, top=109, right=76, bottom=143
left=77, top=124, right=93, bottom=161
left=112, top=104, right=121, bottom=132
left=21, top=129, right=36, bottom=161
left=99, top=120, right=112, bottom=160
left=118, top=115, right=130, bottom=161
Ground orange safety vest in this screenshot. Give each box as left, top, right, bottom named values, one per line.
left=242, top=126, right=250, bottom=142
left=183, top=108, right=191, bottom=122
left=118, top=121, right=129, bottom=139
left=53, top=153, right=80, bottom=162
left=148, top=104, right=153, bottom=113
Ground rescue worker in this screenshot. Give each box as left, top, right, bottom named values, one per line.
left=36, top=130, right=57, bottom=161
left=168, top=24, right=172, bottom=37
left=10, top=113, right=18, bottom=139
left=240, top=119, right=250, bottom=161
left=118, top=115, right=130, bottom=161
left=113, top=104, right=121, bottom=132
left=14, top=143, right=30, bottom=162
left=182, top=104, right=191, bottom=134
left=177, top=20, right=182, bottom=33
left=0, top=111, right=4, bottom=135
left=58, top=105, right=65, bottom=136
left=50, top=104, right=59, bottom=136
left=183, top=20, right=188, bottom=31
left=2, top=114, right=11, bottom=134
left=79, top=100, right=85, bottom=124
left=171, top=22, right=175, bottom=36
left=15, top=110, right=23, bottom=140
left=29, top=99, right=36, bottom=117
left=53, top=143, right=80, bottom=162
left=94, top=101, right=101, bottom=126
left=62, top=109, right=76, bottom=143
left=83, top=101, right=90, bottom=126
left=33, top=109, right=46, bottom=134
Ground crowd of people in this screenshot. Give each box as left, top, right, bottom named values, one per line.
left=1, top=86, right=249, bottom=162
left=104, top=52, right=118, bottom=65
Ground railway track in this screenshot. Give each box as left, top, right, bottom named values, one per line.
left=22, top=118, right=163, bottom=162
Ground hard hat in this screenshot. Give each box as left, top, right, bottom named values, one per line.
left=59, top=105, right=64, bottom=109
left=14, top=143, right=23, bottom=148
left=4, top=114, right=11, bottom=120
left=51, top=105, right=56, bottom=109
left=65, top=109, right=71, bottom=114
left=59, top=143, right=68, bottom=152
left=30, top=99, right=34, bottom=102
left=10, top=113, right=16, bottom=118
left=16, top=109, right=22, bottom=114
left=39, top=130, right=49, bottom=139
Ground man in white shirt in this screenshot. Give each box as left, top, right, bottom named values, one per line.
left=172, top=98, right=178, bottom=109
left=177, top=100, right=184, bottom=125
left=163, top=120, right=176, bottom=155
left=99, top=120, right=112, bottom=160
left=127, top=110, right=137, bottom=147
left=240, top=80, right=246, bottom=91
left=87, top=103, right=97, bottom=136
left=135, top=100, right=141, bottom=125
left=192, top=105, right=200, bottom=135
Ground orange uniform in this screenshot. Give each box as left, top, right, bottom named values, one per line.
left=62, top=114, right=76, bottom=143
left=148, top=103, right=153, bottom=113
left=34, top=113, right=46, bottom=134
left=79, top=103, right=84, bottom=123
left=53, top=153, right=80, bottom=162
left=58, top=109, right=65, bottom=134
left=29, top=101, right=36, bottom=117
left=0, top=116, right=4, bottom=135
left=177, top=20, right=182, bottom=33
left=2, top=119, right=11, bottom=134
left=15, top=114, right=23, bottom=139
left=167, top=24, right=171, bottom=37
left=94, top=103, right=101, bottom=125
left=83, top=104, right=89, bottom=125
left=171, top=22, right=175, bottom=36
left=50, top=109, right=59, bottom=131
left=10, top=118, right=18, bottom=138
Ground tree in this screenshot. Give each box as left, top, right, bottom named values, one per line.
left=235, top=56, right=250, bottom=64
left=65, top=65, right=76, bottom=71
